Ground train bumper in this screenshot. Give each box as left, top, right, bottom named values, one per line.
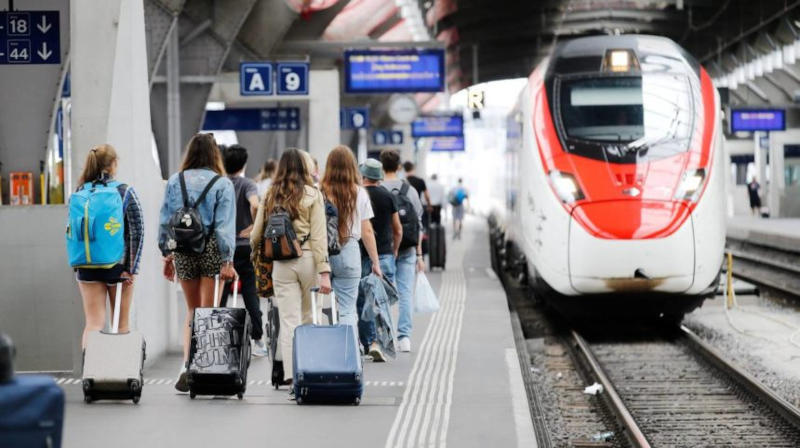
left=568, top=205, right=695, bottom=294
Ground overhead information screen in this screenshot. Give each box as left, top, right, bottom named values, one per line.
left=411, top=115, right=463, bottom=138
left=202, top=107, right=300, bottom=131
left=430, top=136, right=465, bottom=152
left=730, top=109, right=785, bottom=132
left=344, top=49, right=445, bottom=93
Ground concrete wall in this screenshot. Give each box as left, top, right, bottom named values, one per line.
left=71, top=0, right=171, bottom=365
left=0, top=206, right=82, bottom=372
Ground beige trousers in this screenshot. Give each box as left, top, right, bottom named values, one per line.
left=273, top=251, right=322, bottom=381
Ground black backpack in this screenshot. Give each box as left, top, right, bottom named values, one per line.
left=390, top=182, right=420, bottom=250
left=323, top=195, right=341, bottom=256
left=166, top=172, right=221, bottom=255
left=263, top=207, right=307, bottom=261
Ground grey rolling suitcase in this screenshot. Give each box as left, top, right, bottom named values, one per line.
left=82, top=283, right=146, bottom=404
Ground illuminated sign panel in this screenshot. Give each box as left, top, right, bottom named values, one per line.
left=430, top=137, right=465, bottom=152
left=730, top=109, right=785, bottom=132
left=411, top=115, right=463, bottom=138
left=344, top=49, right=445, bottom=93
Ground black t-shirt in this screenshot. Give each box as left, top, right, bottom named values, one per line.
left=406, top=175, right=427, bottom=201
left=229, top=175, right=259, bottom=246
left=364, top=185, right=398, bottom=255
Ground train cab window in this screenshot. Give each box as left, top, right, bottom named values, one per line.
left=557, top=74, right=694, bottom=163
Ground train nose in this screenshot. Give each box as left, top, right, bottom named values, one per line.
left=571, top=200, right=692, bottom=240
left=568, top=200, right=696, bottom=294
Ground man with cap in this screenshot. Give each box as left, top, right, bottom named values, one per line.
left=357, top=159, right=402, bottom=362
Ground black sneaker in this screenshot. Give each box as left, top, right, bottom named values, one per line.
left=175, top=371, right=188, bottom=393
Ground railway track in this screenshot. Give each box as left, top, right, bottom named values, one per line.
left=569, top=326, right=800, bottom=447
left=726, top=236, right=800, bottom=300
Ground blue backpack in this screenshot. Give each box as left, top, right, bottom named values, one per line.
left=65, top=180, right=126, bottom=268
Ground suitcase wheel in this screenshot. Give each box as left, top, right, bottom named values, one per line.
left=237, top=392, right=244, bottom=400
left=295, top=396, right=304, bottom=405
left=132, top=395, right=140, bottom=404
left=190, top=391, right=196, bottom=399
left=353, top=397, right=361, bottom=406
left=83, top=394, right=93, bottom=404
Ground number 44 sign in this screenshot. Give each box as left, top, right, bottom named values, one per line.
left=277, top=62, right=309, bottom=95
left=1, top=11, right=61, bottom=64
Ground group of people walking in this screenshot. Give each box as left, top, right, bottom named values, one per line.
left=71, top=133, right=435, bottom=395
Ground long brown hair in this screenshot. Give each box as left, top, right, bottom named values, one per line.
left=265, top=149, right=310, bottom=219
left=78, top=144, right=117, bottom=185
left=180, top=133, right=225, bottom=175
left=321, top=146, right=359, bottom=244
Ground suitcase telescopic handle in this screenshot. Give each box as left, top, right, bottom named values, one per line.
left=309, top=288, right=337, bottom=326
left=111, top=281, right=123, bottom=334
left=213, top=274, right=220, bottom=308
left=232, top=273, right=239, bottom=308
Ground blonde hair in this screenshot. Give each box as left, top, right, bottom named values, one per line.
left=78, top=144, right=117, bottom=185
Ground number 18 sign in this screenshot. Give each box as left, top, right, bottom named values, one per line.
left=1, top=11, right=61, bottom=64
left=277, top=62, right=309, bottom=95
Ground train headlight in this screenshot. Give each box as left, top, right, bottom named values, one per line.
left=675, top=169, right=706, bottom=201
left=549, top=170, right=585, bottom=204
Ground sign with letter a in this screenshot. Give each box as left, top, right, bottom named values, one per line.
left=240, top=62, right=273, bottom=96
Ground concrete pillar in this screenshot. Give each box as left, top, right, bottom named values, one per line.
left=165, top=23, right=181, bottom=174
left=71, top=0, right=171, bottom=365
left=306, top=69, right=341, bottom=165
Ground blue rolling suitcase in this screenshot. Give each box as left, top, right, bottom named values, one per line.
left=0, top=375, right=65, bottom=447
left=293, top=288, right=363, bottom=405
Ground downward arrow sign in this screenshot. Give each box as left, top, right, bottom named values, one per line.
left=37, top=15, right=52, bottom=34
left=37, top=42, right=52, bottom=60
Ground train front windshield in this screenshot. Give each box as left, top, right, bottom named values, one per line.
left=557, top=74, right=694, bottom=162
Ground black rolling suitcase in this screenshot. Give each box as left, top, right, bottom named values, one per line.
left=429, top=223, right=446, bottom=270
left=187, top=275, right=252, bottom=399
left=266, top=297, right=287, bottom=388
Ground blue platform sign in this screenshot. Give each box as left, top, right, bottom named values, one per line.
left=730, top=109, right=785, bottom=132
left=240, top=62, right=273, bottom=96
left=340, top=107, right=369, bottom=129
left=0, top=11, right=60, bottom=64
left=344, top=49, right=445, bottom=93
left=277, top=62, right=309, bottom=95
left=411, top=115, right=463, bottom=138
left=373, top=130, right=403, bottom=146
left=430, top=136, right=465, bottom=152
left=202, top=107, right=300, bottom=131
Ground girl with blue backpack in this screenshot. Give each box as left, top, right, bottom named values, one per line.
left=158, top=133, right=237, bottom=392
left=66, top=144, right=144, bottom=350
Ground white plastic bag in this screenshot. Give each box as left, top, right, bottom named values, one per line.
left=414, top=273, right=440, bottom=313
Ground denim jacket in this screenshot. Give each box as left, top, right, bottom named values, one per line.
left=158, top=168, right=236, bottom=262
left=359, top=273, right=397, bottom=358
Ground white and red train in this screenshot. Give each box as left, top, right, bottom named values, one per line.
left=495, top=35, right=725, bottom=321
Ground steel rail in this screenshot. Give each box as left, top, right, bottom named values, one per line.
left=680, top=325, right=800, bottom=432
left=569, top=330, right=651, bottom=448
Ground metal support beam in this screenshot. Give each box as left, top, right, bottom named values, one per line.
left=472, top=44, right=479, bottom=85
left=179, top=18, right=211, bottom=47
left=166, top=22, right=182, bottom=174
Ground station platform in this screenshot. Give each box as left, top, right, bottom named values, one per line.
left=54, top=217, right=536, bottom=447
left=727, top=216, right=800, bottom=251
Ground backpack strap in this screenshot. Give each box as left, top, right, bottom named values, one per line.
left=178, top=172, right=190, bottom=208
left=193, top=175, right=221, bottom=208
left=400, top=181, right=410, bottom=196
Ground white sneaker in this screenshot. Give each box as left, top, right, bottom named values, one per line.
left=368, top=342, right=386, bottom=362
left=398, top=337, right=411, bottom=353
left=252, top=339, right=268, bottom=358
